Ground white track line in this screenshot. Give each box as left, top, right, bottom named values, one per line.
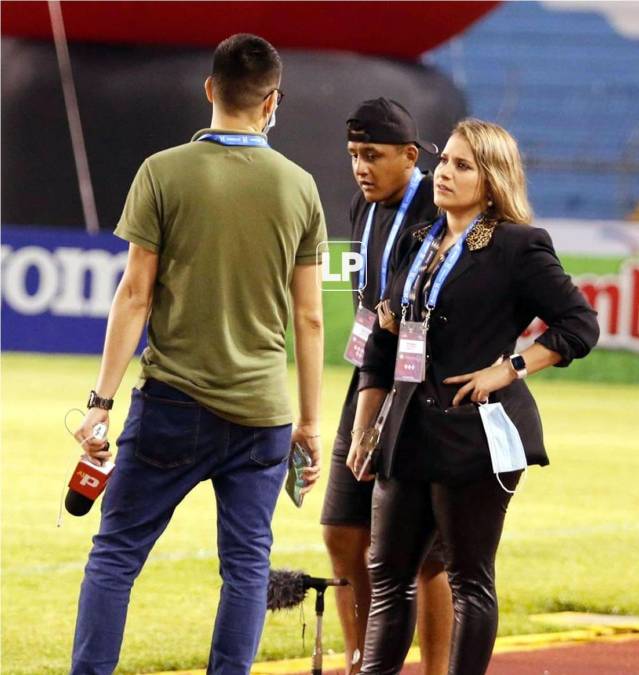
left=5, top=526, right=637, bottom=577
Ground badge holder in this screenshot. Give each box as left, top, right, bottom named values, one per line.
left=344, top=299, right=377, bottom=368
left=394, top=306, right=429, bottom=383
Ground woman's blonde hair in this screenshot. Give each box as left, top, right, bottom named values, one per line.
left=452, top=118, right=532, bottom=225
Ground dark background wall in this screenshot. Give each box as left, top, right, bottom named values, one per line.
left=1, top=40, right=466, bottom=236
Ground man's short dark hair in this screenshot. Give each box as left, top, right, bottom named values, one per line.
left=212, top=34, right=282, bottom=113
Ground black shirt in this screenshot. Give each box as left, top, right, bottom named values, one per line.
left=349, top=173, right=437, bottom=310
left=335, top=173, right=438, bottom=441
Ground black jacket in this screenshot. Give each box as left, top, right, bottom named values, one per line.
left=358, top=219, right=600, bottom=482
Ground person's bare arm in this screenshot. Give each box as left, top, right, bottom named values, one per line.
left=290, top=264, right=323, bottom=493
left=74, top=243, right=158, bottom=461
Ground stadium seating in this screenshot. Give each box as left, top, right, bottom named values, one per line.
left=425, top=1, right=639, bottom=220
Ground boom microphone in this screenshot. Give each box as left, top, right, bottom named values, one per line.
left=65, top=423, right=114, bottom=516
left=268, top=569, right=348, bottom=675
left=267, top=568, right=348, bottom=611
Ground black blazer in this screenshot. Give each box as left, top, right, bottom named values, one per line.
left=358, top=219, right=600, bottom=481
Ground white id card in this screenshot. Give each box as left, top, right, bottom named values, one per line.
left=344, top=306, right=377, bottom=367
left=394, top=321, right=427, bottom=383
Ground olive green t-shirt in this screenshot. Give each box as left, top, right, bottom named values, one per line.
left=114, top=128, right=327, bottom=426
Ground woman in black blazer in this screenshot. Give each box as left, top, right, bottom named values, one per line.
left=346, top=119, right=599, bottom=674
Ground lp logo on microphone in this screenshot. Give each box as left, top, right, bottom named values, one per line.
left=69, top=459, right=113, bottom=499
left=79, top=472, right=100, bottom=489
left=316, top=241, right=366, bottom=292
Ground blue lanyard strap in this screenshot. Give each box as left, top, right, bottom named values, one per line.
left=358, top=167, right=423, bottom=299
left=401, top=216, right=446, bottom=307
left=198, top=133, right=270, bottom=148
left=379, top=168, right=423, bottom=297
left=358, top=204, right=376, bottom=297
left=426, top=215, right=481, bottom=310
left=402, top=214, right=483, bottom=313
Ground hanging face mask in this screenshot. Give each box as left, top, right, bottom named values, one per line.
left=478, top=402, right=527, bottom=494
left=262, top=102, right=278, bottom=134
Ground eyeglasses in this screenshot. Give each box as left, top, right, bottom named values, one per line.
left=264, top=89, right=285, bottom=105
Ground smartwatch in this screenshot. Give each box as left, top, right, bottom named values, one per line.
left=509, top=353, right=528, bottom=379
left=87, top=390, right=114, bottom=410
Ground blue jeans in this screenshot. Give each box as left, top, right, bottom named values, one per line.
left=71, top=380, right=291, bottom=675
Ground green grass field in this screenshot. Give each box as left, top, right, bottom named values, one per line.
left=2, top=353, right=639, bottom=675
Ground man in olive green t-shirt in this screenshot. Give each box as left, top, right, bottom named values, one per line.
left=71, top=34, right=326, bottom=675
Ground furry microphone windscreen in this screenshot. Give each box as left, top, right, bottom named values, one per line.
left=267, top=568, right=307, bottom=610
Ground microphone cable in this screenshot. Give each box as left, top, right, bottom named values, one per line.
left=57, top=408, right=101, bottom=527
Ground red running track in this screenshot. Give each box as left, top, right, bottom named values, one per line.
left=303, top=639, right=639, bottom=675
left=485, top=639, right=639, bottom=675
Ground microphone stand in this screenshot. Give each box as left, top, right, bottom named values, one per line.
left=303, top=576, right=348, bottom=675
left=266, top=570, right=348, bottom=675
left=311, top=585, right=325, bottom=675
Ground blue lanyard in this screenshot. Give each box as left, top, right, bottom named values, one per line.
left=198, top=133, right=270, bottom=148
left=401, top=216, right=445, bottom=307
left=401, top=214, right=482, bottom=312
left=358, top=167, right=423, bottom=299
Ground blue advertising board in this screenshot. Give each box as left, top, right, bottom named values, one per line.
left=1, top=226, right=146, bottom=354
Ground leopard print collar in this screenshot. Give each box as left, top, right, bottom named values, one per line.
left=413, top=216, right=497, bottom=251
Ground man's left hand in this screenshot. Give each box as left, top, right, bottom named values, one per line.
left=291, top=424, right=321, bottom=495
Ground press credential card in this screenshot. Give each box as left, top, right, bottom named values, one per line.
left=394, top=321, right=427, bottom=382
left=344, top=306, right=377, bottom=367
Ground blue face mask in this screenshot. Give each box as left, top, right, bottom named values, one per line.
left=478, top=402, right=527, bottom=494
left=262, top=103, right=278, bottom=134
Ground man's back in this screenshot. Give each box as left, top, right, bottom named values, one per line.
left=71, top=34, right=325, bottom=675
left=115, top=130, right=326, bottom=425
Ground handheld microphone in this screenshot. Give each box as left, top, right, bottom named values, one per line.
left=65, top=423, right=114, bottom=516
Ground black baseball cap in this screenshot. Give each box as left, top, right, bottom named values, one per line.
left=347, top=97, right=438, bottom=155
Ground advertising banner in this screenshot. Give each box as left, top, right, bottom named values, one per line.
left=1, top=223, right=638, bottom=355
left=519, top=219, right=639, bottom=352
left=1, top=226, right=143, bottom=353
left=518, top=260, right=639, bottom=352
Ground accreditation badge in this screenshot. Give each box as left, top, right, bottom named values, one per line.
left=394, top=321, right=427, bottom=382
left=344, top=306, right=377, bottom=367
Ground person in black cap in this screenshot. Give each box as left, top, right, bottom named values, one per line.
left=321, top=97, right=453, bottom=675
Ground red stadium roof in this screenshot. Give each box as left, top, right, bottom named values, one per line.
left=2, top=1, right=499, bottom=57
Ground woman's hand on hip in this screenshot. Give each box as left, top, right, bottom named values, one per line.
left=444, top=361, right=516, bottom=407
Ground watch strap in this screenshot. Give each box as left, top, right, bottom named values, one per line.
left=87, top=390, right=114, bottom=410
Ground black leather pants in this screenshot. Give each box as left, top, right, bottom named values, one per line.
left=361, top=471, right=521, bottom=675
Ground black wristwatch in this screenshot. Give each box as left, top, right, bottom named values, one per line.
left=509, top=353, right=528, bottom=379
left=87, top=390, right=114, bottom=410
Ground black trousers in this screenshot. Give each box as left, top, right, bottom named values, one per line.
left=361, top=471, right=521, bottom=675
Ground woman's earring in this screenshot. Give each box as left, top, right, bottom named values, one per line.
left=487, top=198, right=494, bottom=208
